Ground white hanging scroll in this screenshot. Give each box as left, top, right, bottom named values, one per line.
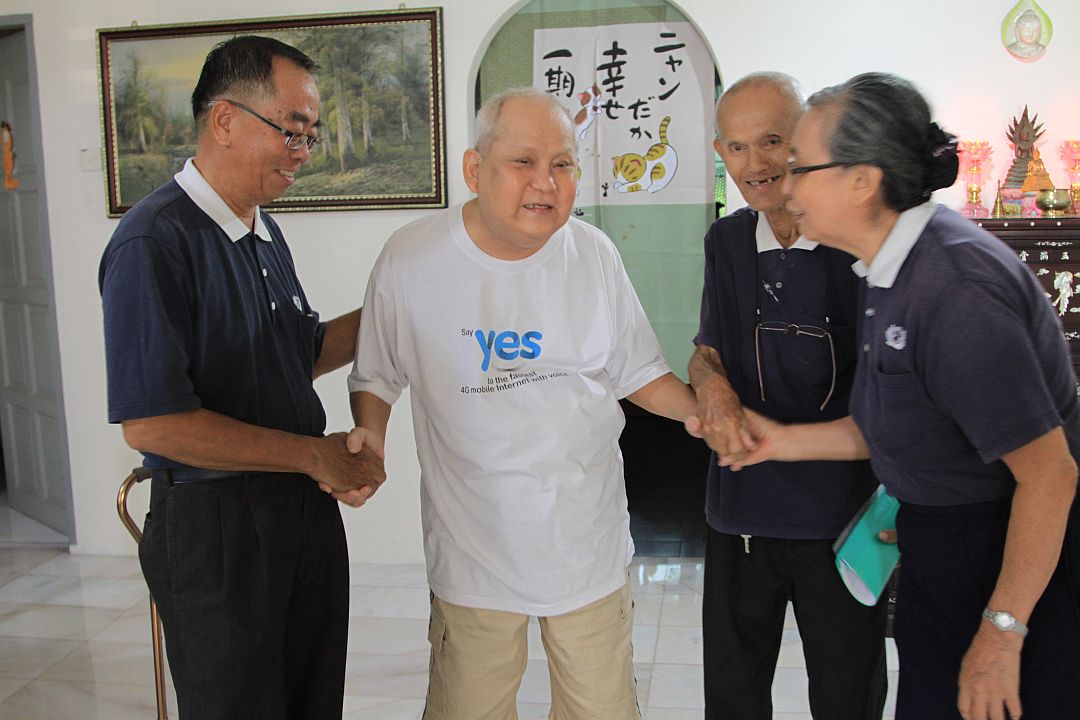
left=533, top=22, right=714, bottom=208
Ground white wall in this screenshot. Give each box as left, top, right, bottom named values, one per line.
left=1, top=0, right=1077, bottom=559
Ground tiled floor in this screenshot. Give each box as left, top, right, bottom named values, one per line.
left=0, top=548, right=898, bottom=719
left=630, top=509, right=708, bottom=558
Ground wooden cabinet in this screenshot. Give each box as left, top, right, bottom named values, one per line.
left=975, top=217, right=1080, bottom=370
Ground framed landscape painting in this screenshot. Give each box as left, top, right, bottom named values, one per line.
left=97, top=8, right=445, bottom=216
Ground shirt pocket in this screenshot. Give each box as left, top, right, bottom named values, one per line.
left=279, top=304, right=320, bottom=377
left=868, top=368, right=956, bottom=465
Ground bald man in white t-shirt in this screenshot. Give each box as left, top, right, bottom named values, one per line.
left=344, top=87, right=697, bottom=720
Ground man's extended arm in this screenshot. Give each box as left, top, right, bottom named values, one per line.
left=321, top=391, right=393, bottom=507
left=626, top=372, right=698, bottom=422
left=687, top=343, right=755, bottom=458
left=122, top=407, right=385, bottom=494
left=708, top=410, right=869, bottom=470
left=314, top=308, right=362, bottom=378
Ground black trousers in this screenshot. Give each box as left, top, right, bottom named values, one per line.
left=703, top=527, right=888, bottom=720
left=894, top=500, right=1080, bottom=720
left=139, top=473, right=350, bottom=720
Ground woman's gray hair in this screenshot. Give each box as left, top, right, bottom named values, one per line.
left=474, top=87, right=576, bottom=155
left=807, top=72, right=957, bottom=212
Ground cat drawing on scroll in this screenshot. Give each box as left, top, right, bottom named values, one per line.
left=611, top=116, right=677, bottom=194
left=575, top=84, right=601, bottom=140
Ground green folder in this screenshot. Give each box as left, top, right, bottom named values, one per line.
left=832, top=485, right=900, bottom=606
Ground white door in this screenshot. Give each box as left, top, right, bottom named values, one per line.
left=0, top=26, right=72, bottom=536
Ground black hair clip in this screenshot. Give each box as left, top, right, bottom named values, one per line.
left=927, top=122, right=958, bottom=159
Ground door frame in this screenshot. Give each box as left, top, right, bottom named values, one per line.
left=0, top=14, right=74, bottom=542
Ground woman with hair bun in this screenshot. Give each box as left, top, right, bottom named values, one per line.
left=706, top=73, right=1080, bottom=720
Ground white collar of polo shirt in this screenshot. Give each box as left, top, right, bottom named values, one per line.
left=756, top=212, right=818, bottom=253
left=852, top=202, right=936, bottom=287
left=175, top=158, right=273, bottom=243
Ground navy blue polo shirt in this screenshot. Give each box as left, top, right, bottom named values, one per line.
left=850, top=204, right=1080, bottom=506
left=755, top=245, right=837, bottom=416
left=696, top=209, right=876, bottom=539
left=99, top=160, right=327, bottom=470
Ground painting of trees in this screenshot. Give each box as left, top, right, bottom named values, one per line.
left=99, top=9, right=445, bottom=215
left=115, top=53, right=168, bottom=154
left=278, top=20, right=435, bottom=197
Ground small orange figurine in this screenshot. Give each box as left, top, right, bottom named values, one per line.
left=2, top=121, right=18, bottom=190
left=1021, top=147, right=1054, bottom=192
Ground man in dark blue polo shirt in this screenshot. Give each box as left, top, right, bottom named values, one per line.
left=688, top=73, right=886, bottom=719
left=99, top=36, right=384, bottom=720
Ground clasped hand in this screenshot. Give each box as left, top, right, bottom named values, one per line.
left=315, top=427, right=386, bottom=508
left=683, top=376, right=757, bottom=463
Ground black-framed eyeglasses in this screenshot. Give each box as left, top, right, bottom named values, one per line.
left=754, top=321, right=837, bottom=412
left=209, top=99, right=321, bottom=150
left=787, top=160, right=864, bottom=175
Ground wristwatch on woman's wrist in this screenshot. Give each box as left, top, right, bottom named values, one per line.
left=982, top=607, right=1028, bottom=638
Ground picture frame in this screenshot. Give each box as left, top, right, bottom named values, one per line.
left=97, top=8, right=446, bottom=216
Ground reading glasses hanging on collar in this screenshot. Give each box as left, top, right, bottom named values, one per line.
left=754, top=321, right=837, bottom=412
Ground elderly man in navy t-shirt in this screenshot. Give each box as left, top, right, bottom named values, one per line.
left=688, top=72, right=887, bottom=720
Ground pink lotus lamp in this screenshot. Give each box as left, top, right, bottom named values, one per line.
left=959, top=140, right=993, bottom=218
left=1059, top=140, right=1080, bottom=214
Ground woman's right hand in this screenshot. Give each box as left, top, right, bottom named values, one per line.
left=718, top=409, right=784, bottom=470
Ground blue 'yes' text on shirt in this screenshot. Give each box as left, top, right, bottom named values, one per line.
left=472, top=329, right=543, bottom=371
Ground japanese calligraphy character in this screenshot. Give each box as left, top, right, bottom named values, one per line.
left=597, top=41, right=628, bottom=96
left=654, top=32, right=686, bottom=53
left=657, top=76, right=682, bottom=101
left=627, top=98, right=652, bottom=120
left=601, top=98, right=625, bottom=120
left=544, top=65, right=576, bottom=98
left=654, top=32, right=686, bottom=73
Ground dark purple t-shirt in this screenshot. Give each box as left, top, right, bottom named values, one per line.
left=696, top=208, right=876, bottom=539
left=851, top=207, right=1080, bottom=505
